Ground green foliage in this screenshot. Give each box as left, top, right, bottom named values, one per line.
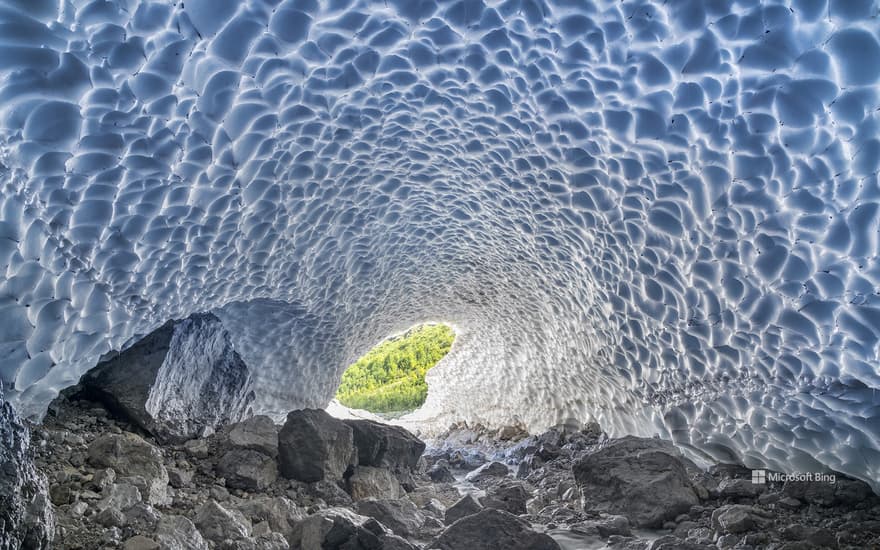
left=336, top=324, right=455, bottom=413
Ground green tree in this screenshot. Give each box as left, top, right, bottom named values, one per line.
left=336, top=324, right=455, bottom=413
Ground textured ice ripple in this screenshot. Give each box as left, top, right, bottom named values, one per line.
left=1, top=0, right=880, bottom=489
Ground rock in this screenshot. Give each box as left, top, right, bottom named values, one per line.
left=648, top=535, right=713, bottom=550
left=98, top=482, right=142, bottom=511
left=194, top=499, right=252, bottom=544
left=96, top=506, right=126, bottom=528
left=444, top=494, right=483, bottom=524
left=711, top=505, right=769, bottom=534
left=91, top=467, right=116, bottom=491
left=481, top=480, right=531, bottom=515
left=570, top=515, right=632, bottom=537
left=464, top=461, right=509, bottom=483
left=497, top=425, right=527, bottom=440
left=0, top=392, right=54, bottom=549
left=431, top=508, right=561, bottom=549
left=345, top=419, right=425, bottom=488
left=123, top=535, right=161, bottom=550
left=278, top=409, right=356, bottom=482
left=428, top=460, right=455, bottom=483
left=347, top=466, right=402, bottom=500
left=781, top=523, right=837, bottom=548
left=289, top=507, right=383, bottom=550
left=308, top=479, right=354, bottom=506
left=88, top=433, right=169, bottom=505
left=217, top=448, right=278, bottom=491
left=718, top=478, right=763, bottom=499
left=226, top=415, right=279, bottom=457
left=237, top=496, right=305, bottom=542
left=184, top=438, right=210, bottom=458
left=167, top=466, right=193, bottom=488
left=154, top=515, right=209, bottom=550
left=61, top=313, right=255, bottom=443
left=572, top=436, right=699, bottom=528
left=354, top=498, right=425, bottom=537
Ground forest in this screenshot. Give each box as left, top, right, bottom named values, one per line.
left=336, top=324, right=455, bottom=413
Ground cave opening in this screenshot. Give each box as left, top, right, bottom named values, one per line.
left=333, top=323, right=456, bottom=418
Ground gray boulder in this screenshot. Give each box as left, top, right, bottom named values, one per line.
left=354, top=498, right=425, bottom=538
left=428, top=460, right=455, bottom=483
left=711, top=505, right=771, bottom=535
left=225, top=415, right=279, bottom=457
left=217, top=448, right=278, bottom=491
left=88, top=433, right=169, bottom=505
left=278, top=409, right=356, bottom=482
left=464, top=461, right=510, bottom=483
left=344, top=419, right=425, bottom=474
left=431, top=509, right=560, bottom=550
left=62, top=313, right=255, bottom=443
left=481, top=480, right=531, bottom=515
left=444, top=494, right=483, bottom=525
left=194, top=500, right=252, bottom=544
left=236, top=496, right=305, bottom=542
left=572, top=436, right=698, bottom=528
left=347, top=466, right=402, bottom=500
left=0, top=392, right=54, bottom=549
left=289, top=507, right=383, bottom=550
left=154, top=515, right=209, bottom=550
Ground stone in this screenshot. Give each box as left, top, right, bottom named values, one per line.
left=718, top=478, right=764, bottom=499
left=226, top=415, right=279, bottom=457
left=194, top=500, right=252, bottom=544
left=184, top=438, right=210, bottom=458
left=354, top=498, right=425, bottom=537
left=217, top=448, right=278, bottom=491
left=570, top=515, right=632, bottom=537
left=0, top=392, right=54, bottom=550
left=572, top=436, right=699, bottom=528
left=289, top=507, right=383, bottom=550
left=345, top=419, right=426, bottom=473
left=481, top=480, right=531, bottom=515
left=431, top=509, right=561, bottom=549
left=96, top=506, right=126, bottom=528
left=97, top=482, right=142, bottom=511
left=711, top=505, right=769, bottom=534
left=154, top=515, right=209, bottom=550
left=464, top=461, right=510, bottom=483
left=444, top=494, right=483, bottom=525
left=428, top=460, right=456, bottom=483
left=61, top=313, right=255, bottom=443
left=167, top=466, right=193, bottom=488
left=347, top=466, right=402, bottom=500
left=237, top=496, right=305, bottom=542
left=278, top=409, right=356, bottom=482
left=648, top=535, right=714, bottom=550
left=88, top=433, right=169, bottom=505
left=123, top=535, right=161, bottom=550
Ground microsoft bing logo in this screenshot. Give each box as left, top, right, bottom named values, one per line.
left=751, top=470, right=766, bottom=484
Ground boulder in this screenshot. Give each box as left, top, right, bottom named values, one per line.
left=354, top=498, right=425, bottom=538
left=88, top=433, right=169, bottom=505
left=278, top=409, right=356, bottom=482
left=711, top=505, right=770, bottom=535
left=0, top=392, right=54, bottom=550
left=154, top=515, right=209, bottom=550
left=289, top=507, right=383, bottom=550
left=481, top=480, right=531, bottom=515
left=344, top=419, right=425, bottom=474
left=431, top=509, right=561, bottom=550
left=123, top=535, right=160, bottom=550
left=236, top=496, right=305, bottom=542
left=572, top=436, right=698, bottom=528
left=62, top=313, right=255, bottom=443
left=225, top=415, right=279, bottom=457
left=194, top=500, right=252, bottom=544
left=444, top=494, right=483, bottom=525
left=97, top=482, right=142, bottom=511
left=428, top=460, right=456, bottom=483
left=464, top=461, right=510, bottom=483
left=347, top=466, right=402, bottom=500
left=217, top=448, right=278, bottom=491
left=570, top=515, right=632, bottom=537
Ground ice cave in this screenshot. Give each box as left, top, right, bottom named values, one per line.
left=1, top=1, right=880, bottom=548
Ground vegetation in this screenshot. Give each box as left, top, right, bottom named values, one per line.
left=336, top=324, right=455, bottom=414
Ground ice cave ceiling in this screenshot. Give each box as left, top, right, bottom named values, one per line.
left=1, top=0, right=880, bottom=488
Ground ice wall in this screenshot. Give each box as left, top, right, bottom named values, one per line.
left=0, top=0, right=879, bottom=488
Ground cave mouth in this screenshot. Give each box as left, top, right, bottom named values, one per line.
left=334, top=323, right=456, bottom=418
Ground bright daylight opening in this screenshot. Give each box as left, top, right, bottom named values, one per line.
left=335, top=324, right=455, bottom=418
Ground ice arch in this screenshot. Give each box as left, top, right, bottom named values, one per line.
left=1, top=0, right=880, bottom=489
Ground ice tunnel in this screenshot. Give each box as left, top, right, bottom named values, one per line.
left=1, top=0, right=879, bottom=489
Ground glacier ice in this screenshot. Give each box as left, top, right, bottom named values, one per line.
left=0, top=0, right=879, bottom=489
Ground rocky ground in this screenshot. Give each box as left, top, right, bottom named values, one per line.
left=24, top=394, right=880, bottom=550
